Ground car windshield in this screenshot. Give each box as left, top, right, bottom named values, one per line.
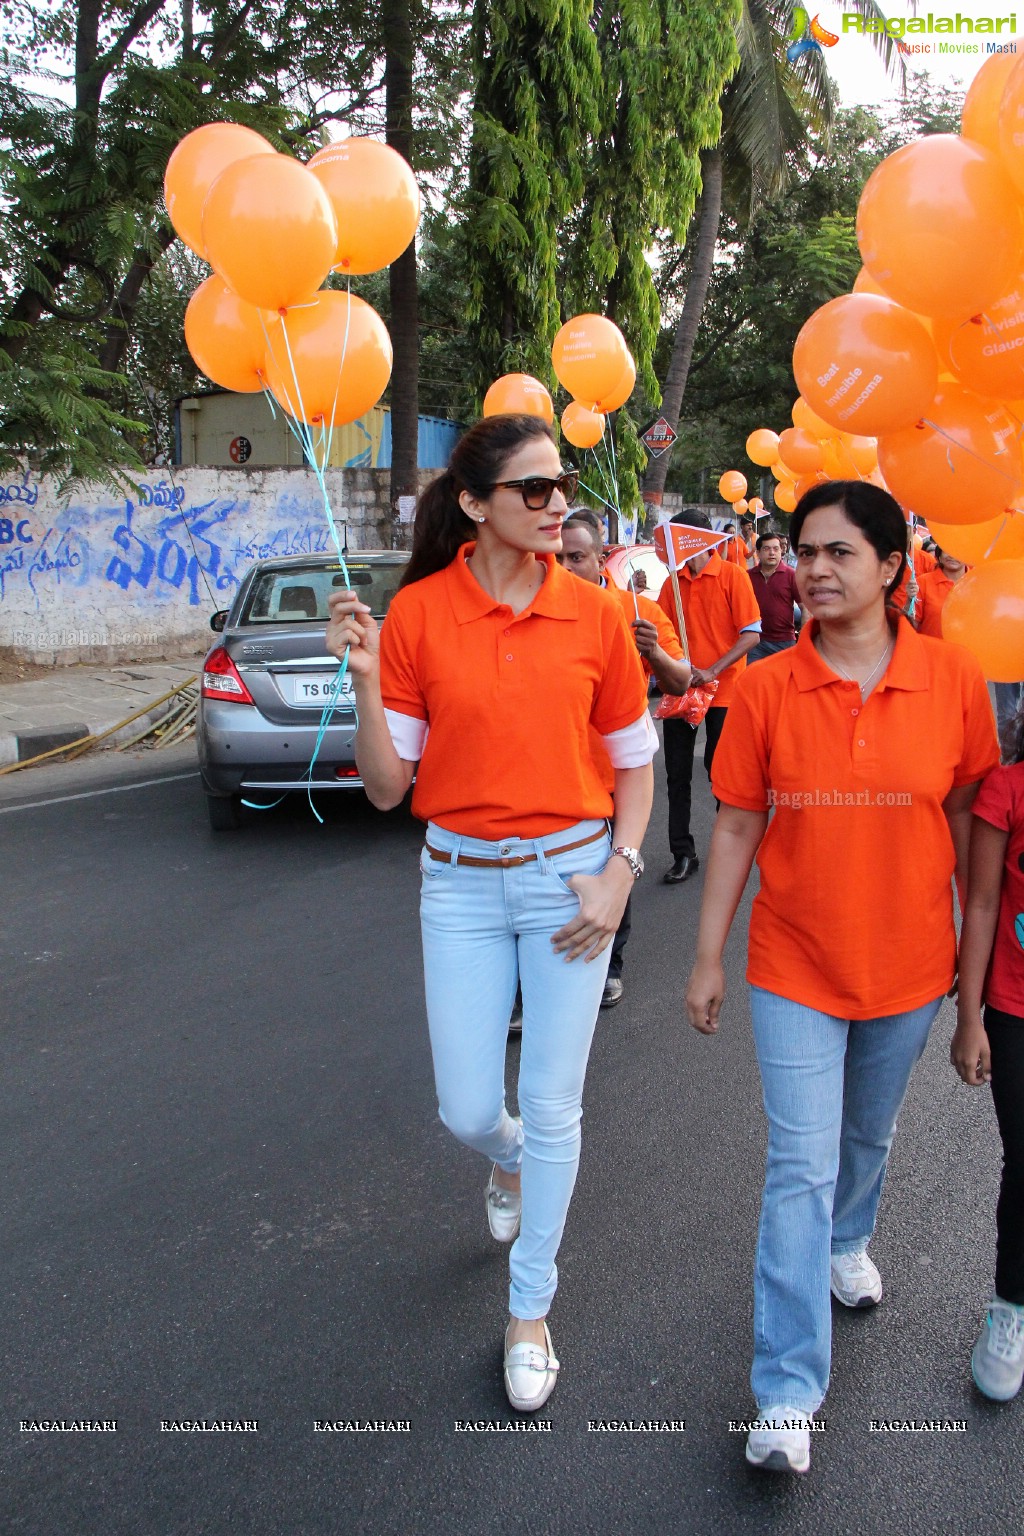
left=241, top=562, right=406, bottom=624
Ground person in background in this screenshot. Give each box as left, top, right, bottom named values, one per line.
left=657, top=510, right=761, bottom=884
left=951, top=699, right=1024, bottom=1403
left=685, top=479, right=998, bottom=1475
left=748, top=531, right=801, bottom=663
left=913, top=547, right=967, bottom=639
left=779, top=533, right=798, bottom=570
left=558, top=511, right=691, bottom=1007
left=326, top=414, right=656, bottom=1412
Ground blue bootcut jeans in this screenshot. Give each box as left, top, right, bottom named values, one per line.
left=749, top=985, right=943, bottom=1415
left=419, top=818, right=612, bottom=1320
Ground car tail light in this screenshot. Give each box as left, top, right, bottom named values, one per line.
left=202, top=646, right=255, bottom=705
left=335, top=765, right=360, bottom=779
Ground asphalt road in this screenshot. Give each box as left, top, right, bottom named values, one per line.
left=1, top=736, right=1021, bottom=1536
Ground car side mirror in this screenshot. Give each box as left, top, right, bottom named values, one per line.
left=210, top=610, right=228, bottom=633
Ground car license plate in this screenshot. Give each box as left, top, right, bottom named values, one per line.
left=288, top=673, right=353, bottom=707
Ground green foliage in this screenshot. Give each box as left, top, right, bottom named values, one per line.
left=464, top=0, right=602, bottom=387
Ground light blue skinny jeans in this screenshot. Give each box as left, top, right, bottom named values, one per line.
left=419, top=818, right=612, bottom=1320
left=749, top=985, right=943, bottom=1415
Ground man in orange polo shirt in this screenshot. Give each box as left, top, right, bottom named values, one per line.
left=657, top=510, right=762, bottom=882
left=558, top=511, right=690, bottom=1003
left=914, top=547, right=967, bottom=638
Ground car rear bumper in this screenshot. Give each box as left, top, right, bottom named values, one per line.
left=197, top=700, right=364, bottom=794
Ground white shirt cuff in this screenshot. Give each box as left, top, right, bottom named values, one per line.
left=740, top=621, right=762, bottom=633
left=601, top=711, right=660, bottom=768
left=384, top=708, right=427, bottom=761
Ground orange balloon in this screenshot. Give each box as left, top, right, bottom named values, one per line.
left=793, top=473, right=828, bottom=500
left=264, top=291, right=392, bottom=426
left=202, top=155, right=337, bottom=313
left=771, top=458, right=797, bottom=482
left=746, top=428, right=780, bottom=467
left=847, top=435, right=879, bottom=474
left=551, top=315, right=631, bottom=407
left=307, top=138, right=420, bottom=275
left=857, top=135, right=1024, bottom=319
left=941, top=560, right=1024, bottom=680
left=928, top=511, right=1024, bottom=564
left=852, top=267, right=891, bottom=299
left=791, top=396, right=834, bottom=437
left=778, top=427, right=824, bottom=475
left=773, top=481, right=797, bottom=513
left=164, top=123, right=274, bottom=258
left=718, top=471, right=747, bottom=502
left=877, top=384, right=1023, bottom=526
left=483, top=373, right=554, bottom=422
left=793, top=295, right=939, bottom=435
left=599, top=352, right=637, bottom=412
left=820, top=437, right=858, bottom=479
left=184, top=275, right=276, bottom=392
left=560, top=401, right=605, bottom=448
left=961, top=43, right=1024, bottom=152
left=997, top=56, right=1024, bottom=194
left=732, top=499, right=749, bottom=516
left=932, top=274, right=1024, bottom=397
left=749, top=496, right=764, bottom=514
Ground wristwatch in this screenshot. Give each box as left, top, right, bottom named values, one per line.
left=611, top=846, right=645, bottom=880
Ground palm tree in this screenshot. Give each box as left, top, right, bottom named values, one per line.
left=642, top=0, right=904, bottom=507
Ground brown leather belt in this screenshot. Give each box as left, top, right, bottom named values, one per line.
left=424, top=825, right=607, bottom=869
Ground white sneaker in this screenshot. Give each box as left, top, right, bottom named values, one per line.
left=504, top=1322, right=560, bottom=1412
left=745, top=1406, right=811, bottom=1474
left=830, top=1248, right=882, bottom=1308
left=486, top=1165, right=521, bottom=1242
left=972, top=1297, right=1024, bottom=1401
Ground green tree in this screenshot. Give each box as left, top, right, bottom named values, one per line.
left=564, top=0, right=740, bottom=524
left=463, top=0, right=602, bottom=388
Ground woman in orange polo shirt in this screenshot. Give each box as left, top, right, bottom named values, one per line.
left=325, top=415, right=655, bottom=1412
left=684, top=480, right=998, bottom=1475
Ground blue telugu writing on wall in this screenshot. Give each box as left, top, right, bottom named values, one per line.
left=0, top=471, right=339, bottom=621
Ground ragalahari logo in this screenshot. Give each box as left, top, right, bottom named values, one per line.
left=787, top=8, right=839, bottom=62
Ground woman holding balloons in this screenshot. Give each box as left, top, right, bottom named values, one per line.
left=685, top=480, right=998, bottom=1475
left=325, top=413, right=655, bottom=1412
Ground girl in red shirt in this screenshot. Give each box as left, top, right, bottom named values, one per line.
left=325, top=415, right=655, bottom=1412
left=952, top=703, right=1024, bottom=1402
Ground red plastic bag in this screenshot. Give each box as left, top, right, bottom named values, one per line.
left=654, top=678, right=719, bottom=725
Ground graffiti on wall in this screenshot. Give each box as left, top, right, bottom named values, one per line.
left=0, top=470, right=341, bottom=615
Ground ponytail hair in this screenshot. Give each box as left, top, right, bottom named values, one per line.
left=400, top=414, right=557, bottom=588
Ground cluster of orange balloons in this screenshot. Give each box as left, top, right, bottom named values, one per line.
left=168, top=122, right=421, bottom=428
left=551, top=314, right=636, bottom=448
left=775, top=53, right=1024, bottom=680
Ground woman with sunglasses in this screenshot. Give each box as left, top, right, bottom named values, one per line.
left=326, top=414, right=655, bottom=1411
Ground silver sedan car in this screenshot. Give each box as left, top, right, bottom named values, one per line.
left=197, top=550, right=409, bottom=829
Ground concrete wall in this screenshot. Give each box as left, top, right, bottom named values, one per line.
left=0, top=465, right=433, bottom=666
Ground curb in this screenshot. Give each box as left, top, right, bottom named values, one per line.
left=0, top=698, right=184, bottom=769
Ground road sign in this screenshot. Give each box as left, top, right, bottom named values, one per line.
left=640, top=417, right=678, bottom=458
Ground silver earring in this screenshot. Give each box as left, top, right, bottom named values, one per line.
left=477, top=516, right=485, bottom=523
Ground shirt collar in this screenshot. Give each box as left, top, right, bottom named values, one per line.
left=683, top=550, right=724, bottom=581
left=789, top=616, right=930, bottom=694
left=445, top=543, right=578, bottom=624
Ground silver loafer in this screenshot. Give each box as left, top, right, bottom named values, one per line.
left=504, top=1322, right=560, bottom=1412
left=486, top=1165, right=522, bottom=1242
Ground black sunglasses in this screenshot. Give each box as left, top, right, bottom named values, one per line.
left=487, top=472, right=579, bottom=510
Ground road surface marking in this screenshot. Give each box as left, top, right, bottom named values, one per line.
left=0, top=771, right=200, bottom=814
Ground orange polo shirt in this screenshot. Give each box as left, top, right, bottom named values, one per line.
left=916, top=567, right=962, bottom=639
left=893, top=546, right=938, bottom=615
left=606, top=584, right=685, bottom=675
left=589, top=585, right=685, bottom=791
left=712, top=619, right=999, bottom=1019
left=657, top=551, right=761, bottom=707
left=379, top=544, right=649, bottom=838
